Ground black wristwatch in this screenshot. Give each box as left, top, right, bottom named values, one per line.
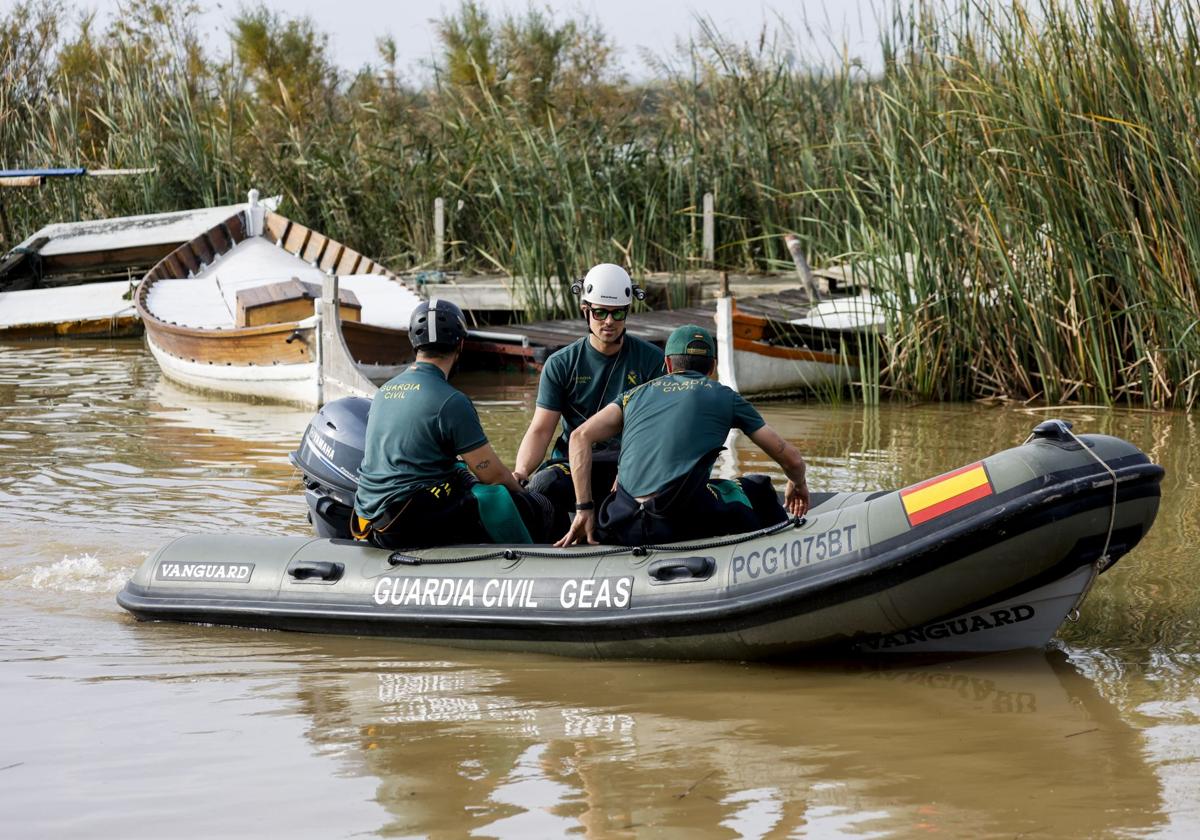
left=574, top=501, right=595, bottom=511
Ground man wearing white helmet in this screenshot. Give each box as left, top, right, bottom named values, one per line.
left=513, top=263, right=665, bottom=533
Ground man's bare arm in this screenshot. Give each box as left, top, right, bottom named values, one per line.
left=555, top=403, right=624, bottom=546
left=461, top=441, right=522, bottom=494
left=514, top=407, right=562, bottom=481
left=747, top=424, right=810, bottom=517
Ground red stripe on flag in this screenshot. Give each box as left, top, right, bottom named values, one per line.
left=900, top=462, right=985, bottom=498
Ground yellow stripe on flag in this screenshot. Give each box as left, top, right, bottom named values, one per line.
left=902, top=465, right=990, bottom=516
left=899, top=462, right=996, bottom=527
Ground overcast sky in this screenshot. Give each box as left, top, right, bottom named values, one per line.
left=81, top=0, right=890, bottom=80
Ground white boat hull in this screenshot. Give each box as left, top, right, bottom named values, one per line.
left=855, top=565, right=1097, bottom=653
left=146, top=334, right=405, bottom=407
left=715, top=296, right=853, bottom=395
left=147, top=333, right=321, bottom=406
left=727, top=347, right=850, bottom=394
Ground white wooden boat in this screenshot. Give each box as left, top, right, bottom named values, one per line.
left=0, top=198, right=281, bottom=339
left=714, top=292, right=884, bottom=396
left=135, top=192, right=421, bottom=407
left=712, top=233, right=888, bottom=396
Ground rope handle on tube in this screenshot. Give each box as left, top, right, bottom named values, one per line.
left=388, top=515, right=807, bottom=566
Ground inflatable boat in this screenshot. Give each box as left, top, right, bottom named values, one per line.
left=117, top=409, right=1162, bottom=659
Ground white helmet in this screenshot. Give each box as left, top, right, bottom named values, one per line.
left=579, top=263, right=633, bottom=307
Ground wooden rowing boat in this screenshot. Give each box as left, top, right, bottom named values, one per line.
left=712, top=235, right=888, bottom=396
left=714, top=293, right=883, bottom=396
left=135, top=191, right=421, bottom=407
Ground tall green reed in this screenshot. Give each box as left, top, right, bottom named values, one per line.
left=2, top=0, right=1198, bottom=408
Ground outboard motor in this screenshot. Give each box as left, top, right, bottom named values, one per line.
left=289, top=396, right=371, bottom=538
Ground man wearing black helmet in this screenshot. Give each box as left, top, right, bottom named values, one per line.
left=513, top=263, right=665, bottom=535
left=353, top=298, right=550, bottom=549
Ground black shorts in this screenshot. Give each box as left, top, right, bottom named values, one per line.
left=598, top=473, right=785, bottom=546
left=527, top=449, right=621, bottom=536
left=357, top=474, right=553, bottom=549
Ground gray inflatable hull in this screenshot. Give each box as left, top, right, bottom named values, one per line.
left=118, top=432, right=1162, bottom=660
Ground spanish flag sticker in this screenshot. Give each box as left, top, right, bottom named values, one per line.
left=900, top=461, right=993, bottom=526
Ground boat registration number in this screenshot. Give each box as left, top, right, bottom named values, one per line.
left=730, top=524, right=857, bottom=584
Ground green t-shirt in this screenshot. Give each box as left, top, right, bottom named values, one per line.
left=614, top=371, right=766, bottom=498
left=536, top=334, right=665, bottom=460
left=355, top=362, right=488, bottom=521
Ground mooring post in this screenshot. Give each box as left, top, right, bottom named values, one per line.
left=702, top=192, right=715, bottom=267
left=433, top=197, right=445, bottom=267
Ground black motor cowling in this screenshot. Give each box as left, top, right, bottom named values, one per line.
left=289, top=396, right=371, bottom=538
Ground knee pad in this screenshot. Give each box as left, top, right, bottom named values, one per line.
left=521, top=489, right=558, bottom=543
left=527, top=463, right=571, bottom=496
left=527, top=464, right=575, bottom=536
left=739, top=473, right=787, bottom=525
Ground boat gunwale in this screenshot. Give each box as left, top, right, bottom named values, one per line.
left=135, top=208, right=408, bottom=338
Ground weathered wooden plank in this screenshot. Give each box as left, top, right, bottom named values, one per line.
left=224, top=213, right=247, bottom=244
left=174, top=245, right=199, bottom=275
left=336, top=250, right=363, bottom=275
left=320, top=243, right=344, bottom=273
left=162, top=252, right=188, bottom=279
left=282, top=223, right=309, bottom=256
left=186, top=240, right=210, bottom=271
left=264, top=213, right=290, bottom=245
left=206, top=222, right=232, bottom=255
left=192, top=233, right=215, bottom=267
left=0, top=314, right=141, bottom=339
left=301, top=231, right=328, bottom=264
left=39, top=242, right=180, bottom=274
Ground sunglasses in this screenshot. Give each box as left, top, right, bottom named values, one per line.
left=587, top=306, right=629, bottom=321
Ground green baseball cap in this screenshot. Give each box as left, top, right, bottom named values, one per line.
left=665, top=324, right=717, bottom=358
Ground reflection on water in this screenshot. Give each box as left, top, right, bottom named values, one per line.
left=291, top=645, right=1162, bottom=838
left=2, top=341, right=1199, bottom=837
left=148, top=376, right=315, bottom=444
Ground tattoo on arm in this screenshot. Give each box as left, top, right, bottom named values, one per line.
left=475, top=459, right=491, bottom=471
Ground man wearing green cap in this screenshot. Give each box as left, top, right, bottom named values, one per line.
left=555, top=324, right=810, bottom=546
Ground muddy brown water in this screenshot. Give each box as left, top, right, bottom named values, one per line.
left=1, top=341, right=1197, bottom=838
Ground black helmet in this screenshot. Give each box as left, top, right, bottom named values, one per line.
left=409, top=298, right=468, bottom=350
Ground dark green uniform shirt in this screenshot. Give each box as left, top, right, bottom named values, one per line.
left=355, top=362, right=488, bottom=521
left=536, top=334, right=665, bottom=460
left=614, top=371, right=766, bottom=498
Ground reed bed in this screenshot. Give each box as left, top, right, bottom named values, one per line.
left=1, top=0, right=1198, bottom=408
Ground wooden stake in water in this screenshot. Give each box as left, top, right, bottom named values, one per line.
left=703, top=192, right=714, bottom=267
left=434, top=197, right=445, bottom=267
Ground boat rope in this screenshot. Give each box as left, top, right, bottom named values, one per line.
left=388, top=515, right=807, bottom=566
left=1025, top=420, right=1119, bottom=621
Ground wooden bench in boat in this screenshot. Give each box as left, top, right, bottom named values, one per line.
left=235, top=277, right=360, bottom=328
